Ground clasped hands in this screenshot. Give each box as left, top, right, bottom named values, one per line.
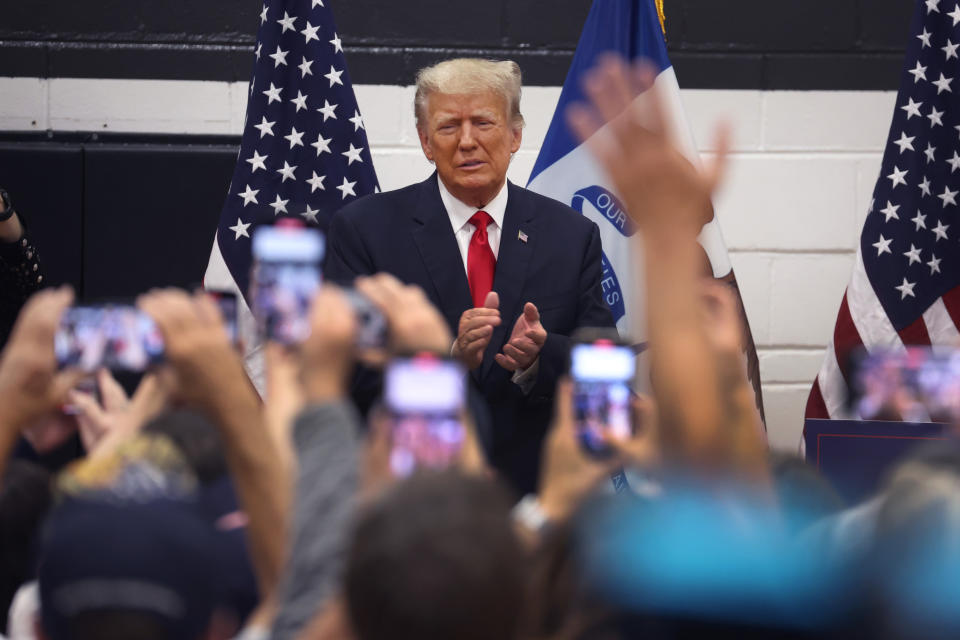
left=451, top=291, right=546, bottom=372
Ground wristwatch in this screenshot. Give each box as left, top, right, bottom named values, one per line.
left=0, top=188, right=15, bottom=223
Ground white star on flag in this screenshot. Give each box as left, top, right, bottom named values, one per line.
left=254, top=117, right=275, bottom=138
left=927, top=0, right=942, bottom=14
left=260, top=5, right=268, bottom=23
left=269, top=194, right=289, bottom=215
left=904, top=243, right=923, bottom=265
left=301, top=21, right=320, bottom=44
left=317, top=100, right=338, bottom=121
left=910, top=61, right=928, bottom=83
left=928, top=254, right=942, bottom=274
left=269, top=46, right=289, bottom=68
left=902, top=97, right=923, bottom=119
left=301, top=205, right=319, bottom=224
left=330, top=33, right=343, bottom=53
left=895, top=132, right=916, bottom=153
left=349, top=111, right=366, bottom=131
left=311, top=134, right=332, bottom=156
left=938, top=185, right=958, bottom=206
left=307, top=172, right=326, bottom=192
left=928, top=106, right=945, bottom=127
left=291, top=91, right=309, bottom=112
left=873, top=234, right=893, bottom=256
left=944, top=39, right=960, bottom=60
left=912, top=211, right=928, bottom=230
left=925, top=144, right=936, bottom=163
left=888, top=166, right=909, bottom=188
left=896, top=278, right=917, bottom=299
left=325, top=66, right=344, bottom=87
left=246, top=150, right=268, bottom=172
left=951, top=4, right=960, bottom=25
left=277, top=161, right=298, bottom=182
left=948, top=151, right=960, bottom=172
left=337, top=177, right=357, bottom=199
left=932, top=219, right=950, bottom=240
left=229, top=218, right=251, bottom=240
left=299, top=57, right=314, bottom=78
left=285, top=127, right=305, bottom=149
left=920, top=175, right=933, bottom=195
left=880, top=201, right=901, bottom=221
left=238, top=185, right=259, bottom=207
left=934, top=72, right=954, bottom=94
left=919, top=27, right=933, bottom=47
left=263, top=83, right=283, bottom=104
left=277, top=11, right=297, bottom=32
left=342, top=143, right=364, bottom=165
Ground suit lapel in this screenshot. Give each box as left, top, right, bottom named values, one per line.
left=410, top=174, right=474, bottom=329
left=481, top=182, right=538, bottom=380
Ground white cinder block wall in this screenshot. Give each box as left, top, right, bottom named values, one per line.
left=0, top=77, right=898, bottom=451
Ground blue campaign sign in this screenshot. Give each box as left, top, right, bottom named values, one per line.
left=805, top=419, right=949, bottom=505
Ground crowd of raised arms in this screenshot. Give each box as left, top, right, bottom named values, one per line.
left=0, top=56, right=958, bottom=640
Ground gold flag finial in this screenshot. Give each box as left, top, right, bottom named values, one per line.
left=655, top=0, right=666, bottom=35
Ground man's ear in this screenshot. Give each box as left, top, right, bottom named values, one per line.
left=417, top=126, right=435, bottom=164
left=510, top=123, right=523, bottom=154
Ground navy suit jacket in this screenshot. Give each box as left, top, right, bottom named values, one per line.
left=325, top=173, right=616, bottom=495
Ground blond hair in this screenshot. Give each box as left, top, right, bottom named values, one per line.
left=414, top=58, right=525, bottom=130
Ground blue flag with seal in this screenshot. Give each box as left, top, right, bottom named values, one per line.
left=527, top=0, right=765, bottom=422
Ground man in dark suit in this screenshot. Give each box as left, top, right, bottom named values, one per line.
left=325, top=58, right=615, bottom=494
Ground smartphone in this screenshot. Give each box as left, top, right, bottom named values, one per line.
left=207, top=289, right=240, bottom=347
left=345, top=289, right=388, bottom=351
left=55, top=304, right=164, bottom=372
left=385, top=355, right=467, bottom=477
left=571, top=339, right=635, bottom=456
left=250, top=226, right=324, bottom=344
left=850, top=347, right=960, bottom=423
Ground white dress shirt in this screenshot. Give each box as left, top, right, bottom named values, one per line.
left=437, top=178, right=539, bottom=391
left=438, top=177, right=509, bottom=272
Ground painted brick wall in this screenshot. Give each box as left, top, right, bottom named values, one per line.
left=0, top=76, right=897, bottom=450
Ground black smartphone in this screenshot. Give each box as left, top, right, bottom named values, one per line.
left=850, top=347, right=960, bottom=423
left=571, top=335, right=635, bottom=456
left=346, top=289, right=388, bottom=351
left=55, top=304, right=164, bottom=372
left=207, top=289, right=240, bottom=347
left=384, top=355, right=467, bottom=477
left=250, top=226, right=324, bottom=344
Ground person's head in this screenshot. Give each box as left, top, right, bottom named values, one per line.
left=414, top=58, right=524, bottom=208
left=344, top=471, right=527, bottom=640
left=36, top=436, right=225, bottom=640
left=0, top=460, right=52, bottom=631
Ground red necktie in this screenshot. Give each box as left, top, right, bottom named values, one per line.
left=467, top=210, right=496, bottom=308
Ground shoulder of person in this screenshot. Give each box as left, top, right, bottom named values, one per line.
left=509, top=183, right=598, bottom=234
left=331, top=177, right=431, bottom=228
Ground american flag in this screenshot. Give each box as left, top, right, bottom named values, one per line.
left=205, top=0, right=378, bottom=303
left=807, top=0, right=960, bottom=421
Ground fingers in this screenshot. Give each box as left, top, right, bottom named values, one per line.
left=552, top=378, right=575, bottom=435
left=522, top=302, right=540, bottom=324
left=494, top=353, right=520, bottom=371
left=704, top=120, right=732, bottom=195
left=461, top=309, right=501, bottom=329
left=584, top=54, right=635, bottom=125
left=483, top=291, right=500, bottom=310
left=69, top=387, right=107, bottom=423
left=97, top=368, right=129, bottom=412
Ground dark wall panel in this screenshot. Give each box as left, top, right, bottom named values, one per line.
left=0, top=143, right=83, bottom=292
left=82, top=144, right=236, bottom=299
left=0, top=0, right=918, bottom=89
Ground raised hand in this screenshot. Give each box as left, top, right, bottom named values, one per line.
left=495, top=302, right=546, bottom=372
left=565, top=54, right=729, bottom=236
left=452, top=291, right=501, bottom=370
left=355, top=273, right=452, bottom=355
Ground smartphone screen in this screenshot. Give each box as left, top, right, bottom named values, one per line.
left=571, top=342, right=635, bottom=456
left=55, top=305, right=164, bottom=372
left=251, top=226, right=324, bottom=344
left=207, top=290, right=240, bottom=347
left=851, top=347, right=960, bottom=423
left=345, top=290, right=388, bottom=351
left=385, top=356, right=466, bottom=477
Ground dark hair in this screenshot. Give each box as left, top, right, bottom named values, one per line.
left=0, top=460, right=52, bottom=630
left=345, top=471, right=526, bottom=640
left=63, top=610, right=170, bottom=640
left=143, top=409, right=228, bottom=485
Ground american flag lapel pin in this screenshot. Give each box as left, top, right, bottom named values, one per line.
left=518, top=230, right=528, bottom=243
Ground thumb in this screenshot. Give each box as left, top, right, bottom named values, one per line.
left=523, top=302, right=540, bottom=323
left=483, top=291, right=499, bottom=310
